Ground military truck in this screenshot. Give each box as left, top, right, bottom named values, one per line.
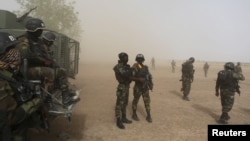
left=0, top=9, right=81, bottom=128
left=0, top=9, right=80, bottom=78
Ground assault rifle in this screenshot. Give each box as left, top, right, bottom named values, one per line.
left=16, top=6, right=37, bottom=23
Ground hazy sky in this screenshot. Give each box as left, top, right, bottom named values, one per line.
left=1, top=0, right=250, bottom=64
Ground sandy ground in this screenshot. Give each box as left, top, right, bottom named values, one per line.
left=29, top=61, right=250, bottom=141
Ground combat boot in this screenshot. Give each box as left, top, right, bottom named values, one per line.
left=116, top=117, right=125, bottom=129
left=122, top=113, right=132, bottom=124
left=225, top=112, right=230, bottom=121
left=183, top=95, right=190, bottom=101
left=62, top=90, right=80, bottom=106
left=132, top=110, right=139, bottom=121
left=218, top=112, right=228, bottom=124
left=146, top=111, right=152, bottom=123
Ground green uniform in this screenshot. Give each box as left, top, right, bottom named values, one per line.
left=131, top=63, right=153, bottom=116
left=181, top=61, right=194, bottom=99
left=216, top=68, right=245, bottom=123
left=16, top=34, right=55, bottom=92
left=113, top=62, right=131, bottom=118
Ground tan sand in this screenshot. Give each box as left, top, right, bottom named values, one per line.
left=29, top=61, right=250, bottom=141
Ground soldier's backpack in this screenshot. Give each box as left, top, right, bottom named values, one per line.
left=218, top=70, right=234, bottom=87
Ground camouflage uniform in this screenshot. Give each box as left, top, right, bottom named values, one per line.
left=203, top=62, right=209, bottom=77
left=12, top=18, right=50, bottom=141
left=181, top=58, right=195, bottom=101
left=171, top=60, right=176, bottom=73
left=113, top=52, right=132, bottom=129
left=16, top=34, right=55, bottom=93
left=234, top=62, right=242, bottom=73
left=0, top=70, right=17, bottom=141
left=41, top=31, right=80, bottom=106
left=215, top=62, right=245, bottom=124
left=0, top=32, right=43, bottom=141
left=131, top=54, right=153, bottom=123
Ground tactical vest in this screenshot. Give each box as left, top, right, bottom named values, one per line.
left=182, top=62, right=194, bottom=78
left=218, top=70, right=235, bottom=90
left=134, top=63, right=153, bottom=90
left=17, top=35, right=47, bottom=67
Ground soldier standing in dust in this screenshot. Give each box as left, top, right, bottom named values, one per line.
left=203, top=62, right=209, bottom=77
left=113, top=52, right=132, bottom=129
left=171, top=60, right=176, bottom=73
left=131, top=54, right=153, bottom=123
left=151, top=57, right=155, bottom=70
left=215, top=62, right=245, bottom=124
left=234, top=62, right=242, bottom=74
left=180, top=57, right=195, bottom=101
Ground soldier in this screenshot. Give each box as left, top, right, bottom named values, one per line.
left=16, top=18, right=55, bottom=93
left=15, top=19, right=77, bottom=106
left=215, top=62, right=245, bottom=124
left=150, top=57, right=155, bottom=70
left=131, top=54, right=153, bottom=123
left=0, top=31, right=20, bottom=141
left=180, top=57, right=195, bottom=101
left=171, top=60, right=176, bottom=73
left=203, top=62, right=209, bottom=77
left=0, top=31, right=43, bottom=141
left=113, top=52, right=132, bottom=129
left=41, top=31, right=79, bottom=106
left=234, top=62, right=242, bottom=74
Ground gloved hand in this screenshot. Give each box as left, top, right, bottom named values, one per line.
left=215, top=91, right=219, bottom=97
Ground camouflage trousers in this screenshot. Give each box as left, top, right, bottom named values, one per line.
left=115, top=84, right=130, bottom=118
left=11, top=98, right=42, bottom=141
left=54, top=67, right=69, bottom=91
left=220, top=89, right=235, bottom=113
left=0, top=79, right=16, bottom=112
left=0, top=79, right=42, bottom=141
left=132, top=85, right=151, bottom=112
left=27, top=67, right=55, bottom=92
left=28, top=67, right=70, bottom=91
left=181, top=77, right=192, bottom=96
left=0, top=79, right=17, bottom=141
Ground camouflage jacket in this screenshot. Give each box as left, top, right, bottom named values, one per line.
left=132, top=63, right=153, bottom=90
left=181, top=61, right=195, bottom=79
left=216, top=69, right=245, bottom=92
left=181, top=61, right=194, bottom=79
left=16, top=34, right=52, bottom=67
left=113, top=61, right=131, bottom=85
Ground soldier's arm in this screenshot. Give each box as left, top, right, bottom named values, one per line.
left=215, top=73, right=221, bottom=96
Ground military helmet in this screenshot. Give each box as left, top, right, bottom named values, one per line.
left=189, top=57, right=195, bottom=63
left=135, top=54, right=145, bottom=61
left=43, top=31, right=56, bottom=42
left=25, top=18, right=45, bottom=32
left=224, top=62, right=235, bottom=70
left=118, top=52, right=128, bottom=60
left=0, top=32, right=19, bottom=54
